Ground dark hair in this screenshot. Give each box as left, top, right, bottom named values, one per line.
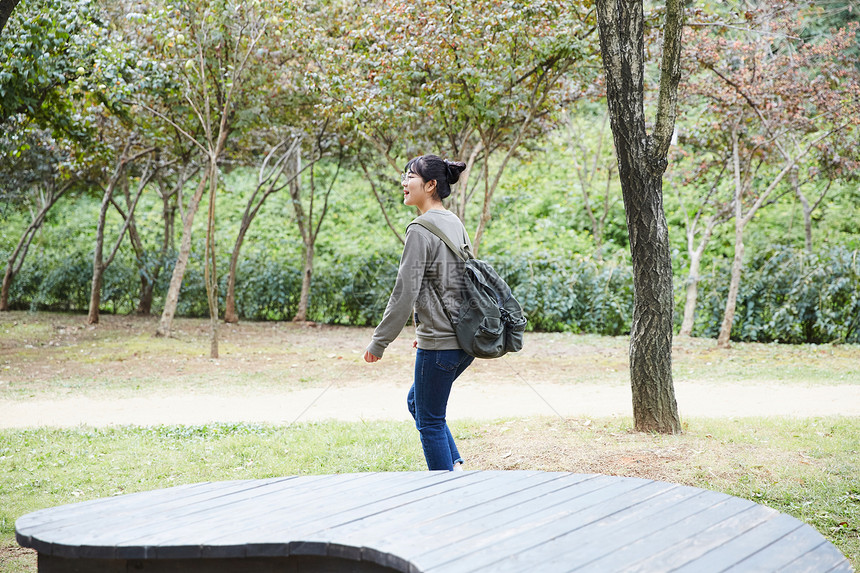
left=404, top=154, right=467, bottom=200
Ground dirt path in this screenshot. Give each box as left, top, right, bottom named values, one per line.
left=2, top=314, right=859, bottom=429
left=3, top=380, right=859, bottom=428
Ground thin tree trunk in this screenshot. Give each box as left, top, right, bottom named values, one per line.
left=112, top=191, right=153, bottom=316
left=360, top=161, right=404, bottom=245
left=288, top=148, right=340, bottom=323
left=679, top=215, right=721, bottom=337
left=88, top=170, right=126, bottom=325
left=679, top=253, right=703, bottom=338
left=717, top=225, right=745, bottom=348
left=471, top=64, right=559, bottom=255
left=472, top=145, right=492, bottom=255
left=223, top=220, right=249, bottom=324
left=138, top=170, right=187, bottom=315
left=88, top=146, right=153, bottom=324
left=715, top=127, right=822, bottom=347
left=793, top=171, right=832, bottom=254
left=293, top=242, right=314, bottom=322
left=156, top=169, right=210, bottom=337
left=204, top=158, right=220, bottom=358
left=453, top=141, right=483, bottom=221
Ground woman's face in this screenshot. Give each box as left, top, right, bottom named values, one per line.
left=402, top=170, right=433, bottom=208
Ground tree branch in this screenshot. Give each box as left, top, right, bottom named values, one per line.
left=651, top=0, right=686, bottom=159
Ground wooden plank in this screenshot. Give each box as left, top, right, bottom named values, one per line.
left=634, top=512, right=803, bottom=573
left=566, top=501, right=775, bottom=572
left=473, top=484, right=709, bottom=573
left=207, top=473, right=491, bottom=554
left=303, top=471, right=576, bottom=546
left=142, top=474, right=393, bottom=560
left=70, top=474, right=368, bottom=559
left=138, top=473, right=435, bottom=558
left=825, top=560, right=855, bottom=573
left=721, top=526, right=836, bottom=572
left=15, top=482, right=222, bottom=550
left=201, top=471, right=477, bottom=548
left=777, top=541, right=852, bottom=573
left=22, top=477, right=304, bottom=557
left=415, top=477, right=671, bottom=572
left=478, top=489, right=734, bottom=573
left=372, top=474, right=622, bottom=555
left=43, top=477, right=311, bottom=559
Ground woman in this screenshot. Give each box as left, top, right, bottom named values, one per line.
left=363, top=154, right=472, bottom=471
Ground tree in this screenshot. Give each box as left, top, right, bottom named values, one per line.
left=86, top=142, right=156, bottom=324
left=682, top=12, right=860, bottom=347
left=596, top=0, right=685, bottom=433
left=311, top=0, right=599, bottom=254
left=1, top=0, right=141, bottom=312
left=112, top=158, right=200, bottom=315
left=223, top=136, right=302, bottom=323
left=0, top=169, right=75, bottom=310
left=289, top=132, right=345, bottom=323
left=123, top=0, right=276, bottom=355
left=674, top=162, right=732, bottom=338
left=790, top=130, right=860, bottom=252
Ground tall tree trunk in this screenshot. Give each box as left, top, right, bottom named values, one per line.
left=156, top=169, right=209, bottom=337
left=792, top=170, right=832, bottom=254
left=597, top=0, right=684, bottom=433
left=138, top=172, right=183, bottom=315
left=113, top=190, right=153, bottom=316
left=293, top=242, right=314, bottom=322
left=361, top=161, right=405, bottom=246
left=0, top=184, right=69, bottom=310
left=452, top=140, right=482, bottom=222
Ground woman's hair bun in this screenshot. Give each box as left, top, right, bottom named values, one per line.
left=443, top=159, right=467, bottom=184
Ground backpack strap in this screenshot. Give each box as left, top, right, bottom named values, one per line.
left=408, top=219, right=471, bottom=262
left=406, top=219, right=468, bottom=329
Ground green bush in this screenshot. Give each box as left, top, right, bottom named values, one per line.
left=693, top=246, right=860, bottom=344
left=231, top=251, right=302, bottom=321
left=491, top=252, right=633, bottom=335
left=6, top=239, right=859, bottom=344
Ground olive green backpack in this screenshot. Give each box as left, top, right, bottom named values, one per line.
left=409, top=219, right=527, bottom=359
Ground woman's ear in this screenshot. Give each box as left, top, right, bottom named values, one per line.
left=426, top=178, right=438, bottom=196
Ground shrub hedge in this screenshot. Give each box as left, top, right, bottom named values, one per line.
left=6, top=246, right=859, bottom=344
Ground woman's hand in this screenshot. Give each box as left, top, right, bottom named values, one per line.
left=363, top=350, right=381, bottom=363
left=412, top=339, right=418, bottom=349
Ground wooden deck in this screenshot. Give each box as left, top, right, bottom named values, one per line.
left=16, top=471, right=851, bottom=572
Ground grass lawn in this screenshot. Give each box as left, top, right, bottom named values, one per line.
left=1, top=416, right=858, bottom=571
left=2, top=313, right=858, bottom=570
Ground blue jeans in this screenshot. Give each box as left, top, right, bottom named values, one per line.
left=408, top=348, right=474, bottom=471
